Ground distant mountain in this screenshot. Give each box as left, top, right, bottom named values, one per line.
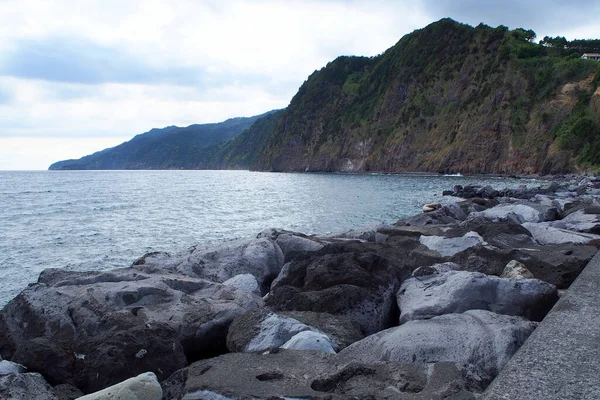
left=48, top=111, right=278, bottom=170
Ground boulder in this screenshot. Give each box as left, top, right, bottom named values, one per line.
left=227, top=309, right=363, bottom=353
left=512, top=243, right=597, bottom=288
left=162, top=350, right=482, bottom=399
left=133, top=237, right=284, bottom=295
left=258, top=229, right=327, bottom=261
left=77, top=372, right=161, bottom=400
left=522, top=222, right=600, bottom=245
left=339, top=310, right=537, bottom=384
left=280, top=331, right=336, bottom=354
left=419, top=231, right=486, bottom=257
left=397, top=270, right=557, bottom=323
left=226, top=310, right=320, bottom=353
left=0, top=267, right=262, bottom=393
left=330, top=224, right=392, bottom=244
left=222, top=274, right=261, bottom=296
left=265, top=242, right=413, bottom=334
left=0, top=360, right=26, bottom=375
left=0, top=372, right=58, bottom=400
left=476, top=203, right=557, bottom=223
left=501, top=260, right=534, bottom=280
left=552, top=209, right=600, bottom=233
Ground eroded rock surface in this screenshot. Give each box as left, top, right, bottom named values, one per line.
left=339, top=310, right=537, bottom=384
left=162, top=350, right=482, bottom=400
left=0, top=267, right=262, bottom=393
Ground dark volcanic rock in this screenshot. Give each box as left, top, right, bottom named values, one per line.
left=226, top=309, right=363, bottom=353
left=0, top=267, right=262, bottom=394
left=0, top=372, right=59, bottom=400
left=162, top=350, right=481, bottom=400
left=265, top=242, right=417, bottom=334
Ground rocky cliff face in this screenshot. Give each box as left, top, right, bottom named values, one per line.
left=254, top=19, right=600, bottom=174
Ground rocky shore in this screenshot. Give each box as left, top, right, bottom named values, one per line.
left=1, top=176, right=600, bottom=399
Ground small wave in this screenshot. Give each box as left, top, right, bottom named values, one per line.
left=443, top=173, right=463, bottom=177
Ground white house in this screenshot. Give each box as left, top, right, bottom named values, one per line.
left=581, top=53, right=600, bottom=61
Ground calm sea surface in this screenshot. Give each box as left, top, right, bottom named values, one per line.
left=0, top=170, right=534, bottom=305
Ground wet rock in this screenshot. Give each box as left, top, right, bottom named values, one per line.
left=134, top=237, right=284, bottom=295
left=339, top=310, right=537, bottom=384
left=419, top=231, right=486, bottom=257
left=501, top=260, right=534, bottom=280
left=77, top=372, right=162, bottom=400
left=397, top=270, right=557, bottom=323
left=163, top=350, right=481, bottom=400
left=0, top=267, right=262, bottom=393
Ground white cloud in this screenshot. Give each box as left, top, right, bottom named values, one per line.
left=0, top=137, right=130, bottom=170
left=0, top=0, right=598, bottom=169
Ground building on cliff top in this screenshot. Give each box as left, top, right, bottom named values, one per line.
left=581, top=53, right=600, bottom=61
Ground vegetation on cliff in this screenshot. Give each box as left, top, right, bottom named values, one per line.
left=254, top=19, right=600, bottom=174
left=50, top=19, right=600, bottom=174
left=48, top=112, right=277, bottom=170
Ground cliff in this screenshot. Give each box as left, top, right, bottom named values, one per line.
left=253, top=19, right=600, bottom=174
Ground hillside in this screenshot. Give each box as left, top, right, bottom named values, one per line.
left=50, top=19, right=600, bottom=174
left=48, top=111, right=275, bottom=170
left=253, top=19, right=600, bottom=174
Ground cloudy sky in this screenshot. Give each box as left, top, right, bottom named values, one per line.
left=1, top=0, right=599, bottom=170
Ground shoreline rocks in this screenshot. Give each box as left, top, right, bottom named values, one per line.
left=0, top=175, right=599, bottom=398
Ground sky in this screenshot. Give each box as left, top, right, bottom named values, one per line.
left=1, top=0, right=599, bottom=170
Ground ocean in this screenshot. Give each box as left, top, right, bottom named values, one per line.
left=0, top=170, right=533, bottom=306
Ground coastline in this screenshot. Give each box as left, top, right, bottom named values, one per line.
left=1, top=175, right=599, bottom=399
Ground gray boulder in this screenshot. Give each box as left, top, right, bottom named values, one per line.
left=222, top=274, right=261, bottom=296
left=227, top=309, right=362, bottom=353
left=475, top=203, right=557, bottom=223
left=0, top=360, right=26, bottom=375
left=522, top=222, right=600, bottom=245
left=77, top=372, right=161, bottom=400
left=0, top=267, right=262, bottom=394
left=133, top=237, right=284, bottom=294
left=553, top=209, right=600, bottom=233
left=280, top=331, right=336, bottom=354
left=258, top=228, right=327, bottom=261
left=0, top=372, right=58, bottom=400
left=419, top=231, right=486, bottom=257
left=397, top=270, right=557, bottom=323
left=339, top=310, right=537, bottom=383
left=162, top=350, right=482, bottom=399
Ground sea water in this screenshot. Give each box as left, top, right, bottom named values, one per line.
left=0, top=170, right=533, bottom=305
